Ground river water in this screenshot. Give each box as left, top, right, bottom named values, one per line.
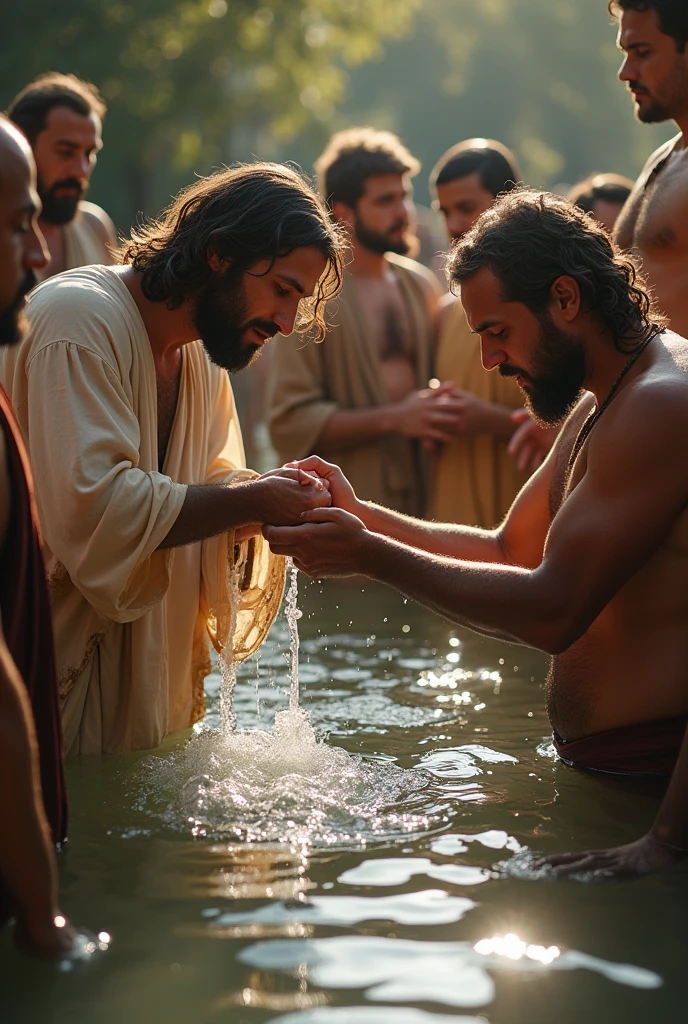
left=1, top=578, right=686, bottom=1022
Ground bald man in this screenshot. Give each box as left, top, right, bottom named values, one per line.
left=0, top=116, right=76, bottom=954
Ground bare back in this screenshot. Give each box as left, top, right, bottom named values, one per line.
left=615, top=137, right=688, bottom=335
left=542, top=333, right=688, bottom=738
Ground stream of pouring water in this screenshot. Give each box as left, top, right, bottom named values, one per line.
left=284, top=556, right=302, bottom=710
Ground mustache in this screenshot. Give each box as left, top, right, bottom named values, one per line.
left=18, top=269, right=37, bottom=301
left=498, top=363, right=531, bottom=384
left=628, top=80, right=649, bottom=95
left=244, top=318, right=280, bottom=338
left=388, top=220, right=408, bottom=235
left=47, top=177, right=84, bottom=195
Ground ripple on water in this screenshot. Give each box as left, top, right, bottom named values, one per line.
left=270, top=1011, right=485, bottom=1024
left=137, top=707, right=447, bottom=848
left=239, top=935, right=661, bottom=1010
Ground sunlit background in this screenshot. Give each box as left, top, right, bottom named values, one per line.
left=3, top=0, right=674, bottom=227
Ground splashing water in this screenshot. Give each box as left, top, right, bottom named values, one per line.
left=285, top=556, right=302, bottom=710
left=139, top=554, right=445, bottom=848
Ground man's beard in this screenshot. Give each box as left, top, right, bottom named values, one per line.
left=193, top=272, right=279, bottom=373
left=37, top=175, right=85, bottom=225
left=0, top=271, right=37, bottom=347
left=629, top=67, right=688, bottom=124
left=354, top=214, right=412, bottom=256
left=499, top=314, right=586, bottom=426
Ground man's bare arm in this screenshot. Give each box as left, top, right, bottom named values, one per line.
left=268, top=381, right=688, bottom=652
left=0, top=627, right=74, bottom=954
left=158, top=471, right=331, bottom=549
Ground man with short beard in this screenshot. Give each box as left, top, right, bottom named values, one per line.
left=0, top=163, right=343, bottom=754
left=7, top=73, right=115, bottom=281
left=265, top=189, right=688, bottom=880
left=0, top=115, right=77, bottom=954
left=266, top=127, right=459, bottom=516
left=610, top=1, right=688, bottom=334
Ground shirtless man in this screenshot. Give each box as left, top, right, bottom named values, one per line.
left=7, top=73, right=115, bottom=281
left=266, top=127, right=461, bottom=515
left=611, top=1, right=688, bottom=334
left=266, top=189, right=688, bottom=880
left=0, top=116, right=77, bottom=953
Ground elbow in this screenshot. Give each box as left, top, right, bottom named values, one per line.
left=528, top=614, right=587, bottom=656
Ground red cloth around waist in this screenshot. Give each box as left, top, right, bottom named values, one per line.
left=553, top=716, right=688, bottom=776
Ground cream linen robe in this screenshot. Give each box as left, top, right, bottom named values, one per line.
left=428, top=296, right=528, bottom=528
left=0, top=266, right=284, bottom=754
left=266, top=253, right=437, bottom=516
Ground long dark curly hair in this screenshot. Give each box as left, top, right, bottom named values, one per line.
left=119, top=163, right=346, bottom=340
left=447, top=188, right=665, bottom=353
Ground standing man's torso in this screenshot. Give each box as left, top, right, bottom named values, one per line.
left=615, top=136, right=688, bottom=334
left=350, top=266, right=420, bottom=402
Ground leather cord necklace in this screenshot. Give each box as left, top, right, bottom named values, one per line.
left=565, top=327, right=661, bottom=486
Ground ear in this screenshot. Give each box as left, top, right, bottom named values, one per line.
left=550, top=275, right=581, bottom=322
left=207, top=246, right=231, bottom=273
left=331, top=200, right=356, bottom=231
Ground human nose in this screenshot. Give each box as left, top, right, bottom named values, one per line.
left=275, top=300, right=299, bottom=336
left=618, top=53, right=634, bottom=82
left=480, top=336, right=506, bottom=372
left=26, top=221, right=49, bottom=272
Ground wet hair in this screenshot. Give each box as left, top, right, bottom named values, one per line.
left=120, top=162, right=346, bottom=340
left=315, top=127, right=420, bottom=210
left=447, top=188, right=665, bottom=353
left=7, top=72, right=106, bottom=145
left=430, top=138, right=522, bottom=199
left=609, top=1, right=688, bottom=51
left=568, top=173, right=633, bottom=215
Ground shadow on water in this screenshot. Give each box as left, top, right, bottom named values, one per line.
left=1, top=578, right=687, bottom=1024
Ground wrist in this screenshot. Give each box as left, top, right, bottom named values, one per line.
left=379, top=403, right=401, bottom=436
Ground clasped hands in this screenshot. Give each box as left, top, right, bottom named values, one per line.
left=255, top=457, right=370, bottom=577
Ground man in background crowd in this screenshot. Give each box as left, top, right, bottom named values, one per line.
left=428, top=139, right=553, bottom=526
left=7, top=73, right=116, bottom=281
left=266, top=127, right=457, bottom=516
left=610, top=0, right=688, bottom=334
left=568, top=172, right=634, bottom=232
left=0, top=115, right=76, bottom=955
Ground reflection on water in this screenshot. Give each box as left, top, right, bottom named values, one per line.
left=239, top=933, right=661, bottom=1010
left=1, top=578, right=682, bottom=1024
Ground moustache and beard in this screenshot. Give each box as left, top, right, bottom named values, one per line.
left=628, top=63, right=688, bottom=124
left=353, top=213, right=414, bottom=257
left=0, top=270, right=37, bottom=347
left=498, top=312, right=586, bottom=426
left=193, top=270, right=279, bottom=373
left=37, top=175, right=86, bottom=225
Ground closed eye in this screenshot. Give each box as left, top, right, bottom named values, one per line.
left=275, top=284, right=290, bottom=298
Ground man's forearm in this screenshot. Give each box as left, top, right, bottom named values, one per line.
left=159, top=480, right=267, bottom=549
left=357, top=501, right=506, bottom=562
left=0, top=647, right=58, bottom=933
left=357, top=531, right=562, bottom=652
left=315, top=407, right=399, bottom=454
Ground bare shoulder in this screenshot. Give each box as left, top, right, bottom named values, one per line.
left=436, top=291, right=458, bottom=334
left=0, top=428, right=10, bottom=553
left=638, top=134, right=682, bottom=184
left=386, top=252, right=443, bottom=300
left=78, top=200, right=117, bottom=247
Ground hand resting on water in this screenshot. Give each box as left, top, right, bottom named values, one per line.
left=530, top=832, right=688, bottom=882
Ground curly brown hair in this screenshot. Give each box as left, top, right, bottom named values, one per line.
left=447, top=188, right=665, bottom=353
left=120, top=163, right=346, bottom=341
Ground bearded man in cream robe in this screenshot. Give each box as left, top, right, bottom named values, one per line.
left=0, top=163, right=344, bottom=754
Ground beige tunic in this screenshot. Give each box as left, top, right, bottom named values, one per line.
left=0, top=266, right=284, bottom=754
left=266, top=253, right=436, bottom=516
left=429, top=296, right=528, bottom=528
left=35, top=201, right=114, bottom=284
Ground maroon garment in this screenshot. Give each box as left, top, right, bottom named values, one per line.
left=553, top=716, right=688, bottom=777
left=0, top=383, right=67, bottom=921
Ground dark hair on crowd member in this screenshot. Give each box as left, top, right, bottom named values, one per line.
left=7, top=72, right=106, bottom=144
left=609, top=1, right=688, bottom=51
left=568, top=173, right=633, bottom=215
left=120, top=162, right=346, bottom=340
left=447, top=188, right=666, bottom=354
left=430, top=138, right=522, bottom=200
left=315, top=127, right=420, bottom=210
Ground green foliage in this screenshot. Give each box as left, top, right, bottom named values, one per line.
left=1, top=0, right=421, bottom=225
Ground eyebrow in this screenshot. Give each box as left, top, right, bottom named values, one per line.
left=618, top=39, right=651, bottom=52
left=55, top=137, right=103, bottom=151
left=472, top=318, right=502, bottom=334
left=277, top=274, right=305, bottom=295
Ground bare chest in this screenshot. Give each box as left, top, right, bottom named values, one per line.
left=353, top=276, right=415, bottom=363
left=156, top=354, right=183, bottom=470
left=622, top=154, right=688, bottom=257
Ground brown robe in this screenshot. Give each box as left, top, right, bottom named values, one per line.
left=428, top=297, right=528, bottom=527
left=266, top=253, right=436, bottom=515
left=0, top=383, right=67, bottom=919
